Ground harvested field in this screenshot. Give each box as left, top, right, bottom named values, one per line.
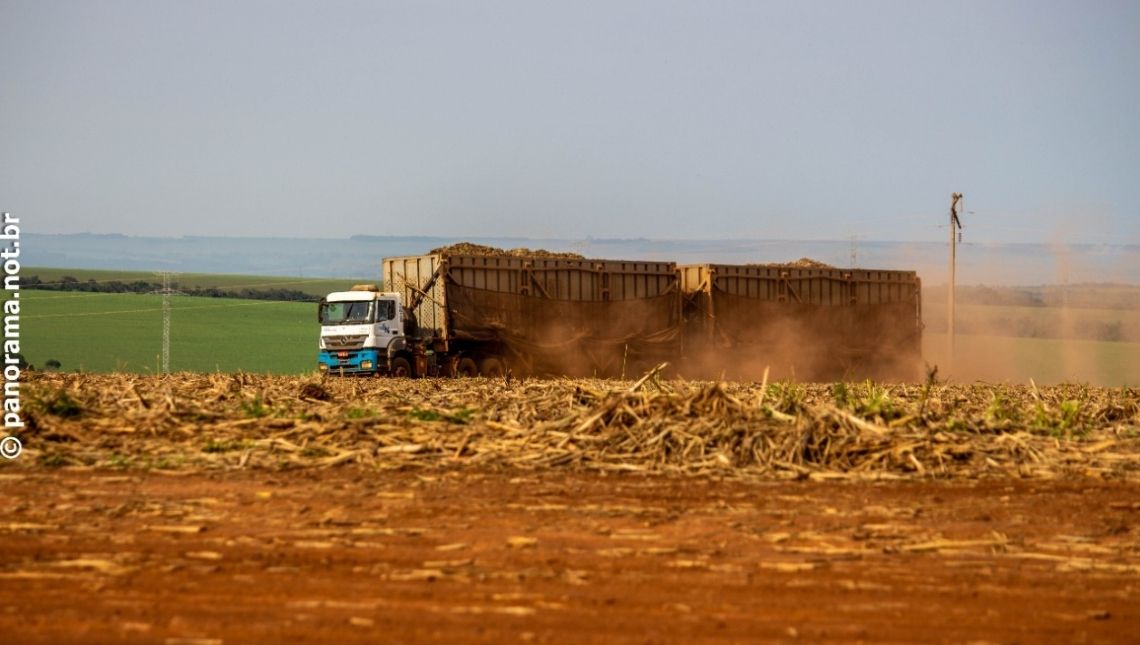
left=3, top=373, right=1139, bottom=642
left=14, top=373, right=1140, bottom=479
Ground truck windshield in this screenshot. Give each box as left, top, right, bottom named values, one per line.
left=319, top=301, right=373, bottom=325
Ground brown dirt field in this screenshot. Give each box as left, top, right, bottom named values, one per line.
left=1, top=468, right=1138, bottom=644
left=4, top=374, right=1138, bottom=642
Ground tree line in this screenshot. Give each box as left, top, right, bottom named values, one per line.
left=23, top=275, right=319, bottom=302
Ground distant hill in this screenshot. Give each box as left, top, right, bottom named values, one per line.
left=22, top=233, right=1140, bottom=286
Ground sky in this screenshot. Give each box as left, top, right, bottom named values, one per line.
left=2, top=0, right=1138, bottom=244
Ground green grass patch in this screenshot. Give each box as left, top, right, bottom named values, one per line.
left=853, top=381, right=899, bottom=421
left=923, top=333, right=1140, bottom=387
left=765, top=381, right=806, bottom=414
left=38, top=453, right=68, bottom=468
left=203, top=439, right=243, bottom=453
left=241, top=395, right=271, bottom=418
left=408, top=407, right=475, bottom=424
left=21, top=290, right=318, bottom=374
left=345, top=407, right=376, bottom=419
left=27, top=388, right=85, bottom=418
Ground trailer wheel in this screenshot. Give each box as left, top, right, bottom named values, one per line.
left=479, top=357, right=504, bottom=377
left=391, top=356, right=413, bottom=378
left=457, top=357, right=478, bottom=378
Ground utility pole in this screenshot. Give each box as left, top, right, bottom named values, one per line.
left=948, top=193, right=964, bottom=371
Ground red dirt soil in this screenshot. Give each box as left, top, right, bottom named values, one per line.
left=1, top=469, right=1138, bottom=643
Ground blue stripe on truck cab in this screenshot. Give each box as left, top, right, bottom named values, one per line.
left=318, top=348, right=382, bottom=374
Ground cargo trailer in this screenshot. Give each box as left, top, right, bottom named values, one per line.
left=678, top=264, right=922, bottom=380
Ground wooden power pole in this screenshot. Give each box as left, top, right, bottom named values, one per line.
left=948, top=193, right=963, bottom=371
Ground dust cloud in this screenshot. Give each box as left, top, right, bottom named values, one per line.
left=436, top=242, right=1137, bottom=385
left=922, top=238, right=1139, bottom=387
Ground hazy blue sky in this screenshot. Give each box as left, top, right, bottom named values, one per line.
left=2, top=0, right=1138, bottom=244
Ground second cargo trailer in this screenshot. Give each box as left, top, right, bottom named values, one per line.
left=679, top=263, right=922, bottom=380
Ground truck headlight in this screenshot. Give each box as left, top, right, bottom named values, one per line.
left=361, top=360, right=373, bottom=370
left=318, top=363, right=328, bottom=371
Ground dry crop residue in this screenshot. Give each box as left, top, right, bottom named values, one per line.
left=15, top=373, right=1140, bottom=479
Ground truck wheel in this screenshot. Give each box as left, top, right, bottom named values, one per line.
left=479, top=357, right=504, bottom=377
left=391, top=356, right=413, bottom=378
left=457, top=357, right=478, bottom=378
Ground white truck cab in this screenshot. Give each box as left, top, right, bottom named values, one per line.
left=317, top=285, right=410, bottom=375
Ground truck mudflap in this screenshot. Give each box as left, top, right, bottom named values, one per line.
left=318, top=348, right=382, bottom=375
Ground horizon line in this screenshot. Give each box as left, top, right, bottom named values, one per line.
left=24, top=231, right=1140, bottom=248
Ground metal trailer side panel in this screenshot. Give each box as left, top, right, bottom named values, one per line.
left=383, top=254, right=448, bottom=341
left=441, top=257, right=680, bottom=372
left=387, top=253, right=680, bottom=376
left=385, top=251, right=679, bottom=323
left=444, top=255, right=677, bottom=302
left=677, top=263, right=922, bottom=379
left=686, top=264, right=920, bottom=306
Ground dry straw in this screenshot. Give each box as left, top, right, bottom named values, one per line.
left=13, top=371, right=1140, bottom=480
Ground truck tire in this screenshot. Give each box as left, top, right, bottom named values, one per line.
left=479, top=357, right=504, bottom=377
left=457, top=357, right=478, bottom=378
left=391, top=356, right=413, bottom=378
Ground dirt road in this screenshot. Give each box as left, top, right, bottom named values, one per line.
left=1, top=468, right=1137, bottom=643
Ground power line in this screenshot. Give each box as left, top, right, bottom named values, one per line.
left=23, top=288, right=328, bottom=301
left=21, top=298, right=308, bottom=320
left=21, top=292, right=130, bottom=300
left=24, top=275, right=352, bottom=289
left=22, top=306, right=168, bottom=319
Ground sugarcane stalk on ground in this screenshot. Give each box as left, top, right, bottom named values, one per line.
left=11, top=371, right=1139, bottom=480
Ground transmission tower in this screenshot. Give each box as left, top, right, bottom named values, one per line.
left=162, top=273, right=171, bottom=373
left=152, top=272, right=182, bottom=374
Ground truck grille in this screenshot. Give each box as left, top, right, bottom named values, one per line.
left=324, top=335, right=367, bottom=350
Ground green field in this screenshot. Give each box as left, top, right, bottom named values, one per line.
left=924, top=302, right=1140, bottom=343
left=21, top=290, right=317, bottom=374
left=24, top=267, right=365, bottom=298
left=923, top=332, right=1139, bottom=386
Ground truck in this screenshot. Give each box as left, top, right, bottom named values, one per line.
left=317, top=285, right=413, bottom=376
left=317, top=249, right=923, bottom=380
left=317, top=251, right=681, bottom=378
